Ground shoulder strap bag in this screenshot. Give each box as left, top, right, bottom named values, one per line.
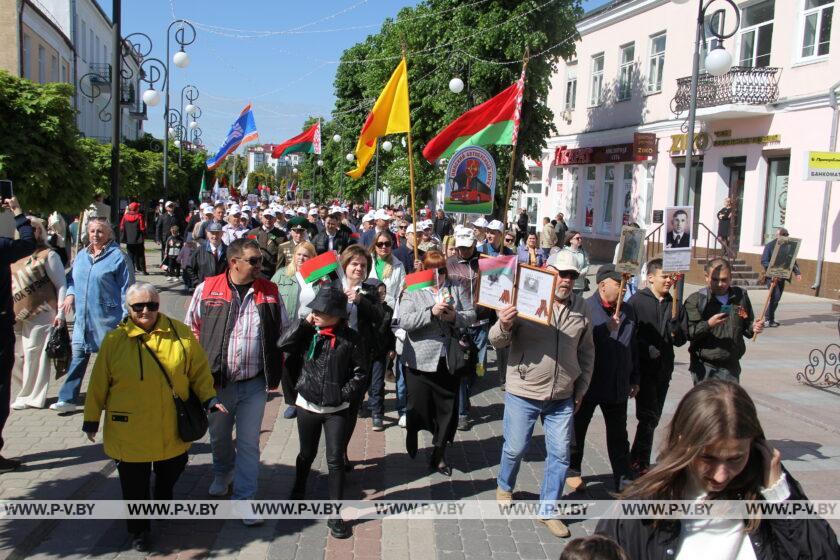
left=140, top=318, right=208, bottom=442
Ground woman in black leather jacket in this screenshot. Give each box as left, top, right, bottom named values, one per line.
left=276, top=287, right=368, bottom=540
left=597, top=380, right=838, bottom=559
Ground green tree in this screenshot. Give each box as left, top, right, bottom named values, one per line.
left=329, top=0, right=582, bottom=216
left=0, top=71, right=95, bottom=213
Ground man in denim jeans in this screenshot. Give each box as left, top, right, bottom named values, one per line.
left=489, top=251, right=594, bottom=539
left=187, top=238, right=286, bottom=525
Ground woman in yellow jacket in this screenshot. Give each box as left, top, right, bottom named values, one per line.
left=82, top=282, right=225, bottom=552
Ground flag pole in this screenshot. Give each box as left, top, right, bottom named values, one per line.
left=401, top=44, right=419, bottom=265
left=501, top=48, right=529, bottom=245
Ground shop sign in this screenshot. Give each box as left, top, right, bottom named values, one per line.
left=554, top=142, right=650, bottom=166
left=634, top=133, right=657, bottom=156
left=713, top=134, right=781, bottom=147
left=805, top=151, right=840, bottom=181
left=670, top=132, right=709, bottom=154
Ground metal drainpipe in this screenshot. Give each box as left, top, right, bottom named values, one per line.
left=812, top=80, right=840, bottom=296
left=70, top=0, right=79, bottom=120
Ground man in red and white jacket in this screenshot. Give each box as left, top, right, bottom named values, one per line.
left=186, top=238, right=286, bottom=522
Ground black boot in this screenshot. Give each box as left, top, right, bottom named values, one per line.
left=429, top=445, right=451, bottom=476
left=291, top=456, right=310, bottom=499
left=327, top=517, right=351, bottom=539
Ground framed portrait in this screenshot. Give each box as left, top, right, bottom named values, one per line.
left=767, top=237, right=801, bottom=280
left=663, top=205, right=693, bottom=272
left=476, top=255, right=517, bottom=311
left=513, top=264, right=557, bottom=325
left=615, top=226, right=645, bottom=275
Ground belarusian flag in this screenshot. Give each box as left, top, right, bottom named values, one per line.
left=199, top=171, right=207, bottom=194
left=297, top=251, right=339, bottom=284
left=422, top=68, right=526, bottom=163
left=405, top=269, right=435, bottom=292
left=478, top=255, right=517, bottom=278
left=272, top=121, right=322, bottom=159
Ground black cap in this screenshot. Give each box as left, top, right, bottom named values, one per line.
left=596, top=264, right=623, bottom=284
left=309, top=287, right=348, bottom=319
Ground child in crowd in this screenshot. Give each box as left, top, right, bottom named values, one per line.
left=162, top=224, right=184, bottom=282
left=276, top=287, right=368, bottom=540
left=560, top=536, right=629, bottom=560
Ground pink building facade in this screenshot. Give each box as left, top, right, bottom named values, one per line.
left=523, top=0, right=840, bottom=297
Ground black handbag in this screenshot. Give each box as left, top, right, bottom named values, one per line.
left=45, top=323, right=71, bottom=379
left=140, top=318, right=208, bottom=442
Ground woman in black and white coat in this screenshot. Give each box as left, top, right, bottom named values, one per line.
left=399, top=250, right=475, bottom=476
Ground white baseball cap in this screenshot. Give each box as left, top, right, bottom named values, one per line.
left=262, top=209, right=276, bottom=218
left=547, top=251, right=580, bottom=274
left=296, top=206, right=307, bottom=214
left=455, top=228, right=476, bottom=248
left=362, top=212, right=376, bottom=223
left=165, top=200, right=175, bottom=208
left=485, top=220, right=503, bottom=232
left=228, top=204, right=242, bottom=215
left=308, top=208, right=318, bottom=216
left=373, top=209, right=392, bottom=221
left=471, top=217, right=488, bottom=229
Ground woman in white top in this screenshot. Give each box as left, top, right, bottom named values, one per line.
left=11, top=218, right=67, bottom=409
left=597, top=380, right=838, bottom=559
left=560, top=230, right=590, bottom=294
left=367, top=230, right=405, bottom=310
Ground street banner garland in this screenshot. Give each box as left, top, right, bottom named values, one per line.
left=272, top=121, right=322, bottom=159
left=206, top=104, right=259, bottom=171
left=422, top=71, right=526, bottom=164
left=347, top=59, right=410, bottom=179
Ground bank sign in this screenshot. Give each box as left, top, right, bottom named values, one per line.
left=805, top=151, right=840, bottom=181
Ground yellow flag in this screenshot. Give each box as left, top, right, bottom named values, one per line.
left=346, top=58, right=410, bottom=179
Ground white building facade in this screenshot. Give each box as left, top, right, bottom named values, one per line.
left=528, top=0, right=840, bottom=296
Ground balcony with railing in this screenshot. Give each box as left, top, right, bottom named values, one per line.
left=672, top=66, right=780, bottom=121
left=88, top=63, right=111, bottom=85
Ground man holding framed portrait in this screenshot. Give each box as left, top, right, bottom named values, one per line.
left=760, top=229, right=802, bottom=328
left=488, top=251, right=594, bottom=539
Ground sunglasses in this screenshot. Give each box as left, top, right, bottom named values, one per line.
left=375, top=242, right=392, bottom=248
left=129, top=301, right=160, bottom=312
left=557, top=270, right=578, bottom=279
left=237, top=256, right=263, bottom=266
left=505, top=237, right=514, bottom=242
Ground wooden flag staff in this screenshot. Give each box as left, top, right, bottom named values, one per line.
left=753, top=277, right=778, bottom=341
left=500, top=48, right=529, bottom=243
left=615, top=273, right=629, bottom=317
left=401, top=42, right=419, bottom=265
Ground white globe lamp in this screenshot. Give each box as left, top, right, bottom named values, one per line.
left=174, top=140, right=181, bottom=148
left=671, top=0, right=692, bottom=4
left=189, top=120, right=198, bottom=130
left=449, top=77, right=464, bottom=94
left=293, top=167, right=298, bottom=174
left=705, top=46, right=733, bottom=77
left=317, top=160, right=324, bottom=167
left=332, top=134, right=342, bottom=143
left=382, top=140, right=393, bottom=152
left=345, top=153, right=355, bottom=162
left=142, top=88, right=161, bottom=107
left=173, top=49, right=190, bottom=69
left=185, top=104, right=197, bottom=116
left=168, top=127, right=176, bottom=137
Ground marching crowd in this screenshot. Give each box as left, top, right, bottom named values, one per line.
left=0, top=193, right=836, bottom=558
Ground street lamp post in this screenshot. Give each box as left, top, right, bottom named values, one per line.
left=673, top=0, right=740, bottom=208
left=179, top=84, right=199, bottom=165
left=163, top=20, right=196, bottom=192
left=108, top=0, right=121, bottom=226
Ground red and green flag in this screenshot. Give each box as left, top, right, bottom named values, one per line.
left=297, top=251, right=338, bottom=284
left=422, top=68, right=525, bottom=163
left=405, top=269, right=435, bottom=292
left=271, top=121, right=322, bottom=159
left=478, top=255, right=517, bottom=278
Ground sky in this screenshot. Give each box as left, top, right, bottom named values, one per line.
left=114, top=0, right=607, bottom=151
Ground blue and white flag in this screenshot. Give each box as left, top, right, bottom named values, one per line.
left=206, top=104, right=259, bottom=170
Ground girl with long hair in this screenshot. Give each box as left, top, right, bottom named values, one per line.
left=597, top=380, right=839, bottom=558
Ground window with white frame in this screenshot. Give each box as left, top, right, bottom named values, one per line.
left=644, top=163, right=656, bottom=224
left=80, top=21, right=86, bottom=61
left=589, top=53, right=604, bottom=106
left=647, top=33, right=666, bottom=93
left=38, top=46, right=45, bottom=84
left=618, top=43, right=635, bottom=101
left=738, top=0, right=775, bottom=68
left=566, top=167, right=579, bottom=227
left=565, top=70, right=577, bottom=111
left=800, top=0, right=833, bottom=59
left=22, top=35, right=30, bottom=79
left=50, top=54, right=58, bottom=82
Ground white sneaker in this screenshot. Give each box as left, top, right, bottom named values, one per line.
left=208, top=471, right=234, bottom=496
left=398, top=415, right=407, bottom=428
left=49, top=401, right=77, bottom=413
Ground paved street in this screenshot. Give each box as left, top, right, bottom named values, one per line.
left=2, top=247, right=839, bottom=559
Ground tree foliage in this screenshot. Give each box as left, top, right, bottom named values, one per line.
left=315, top=0, right=582, bottom=215
left=0, top=71, right=95, bottom=213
